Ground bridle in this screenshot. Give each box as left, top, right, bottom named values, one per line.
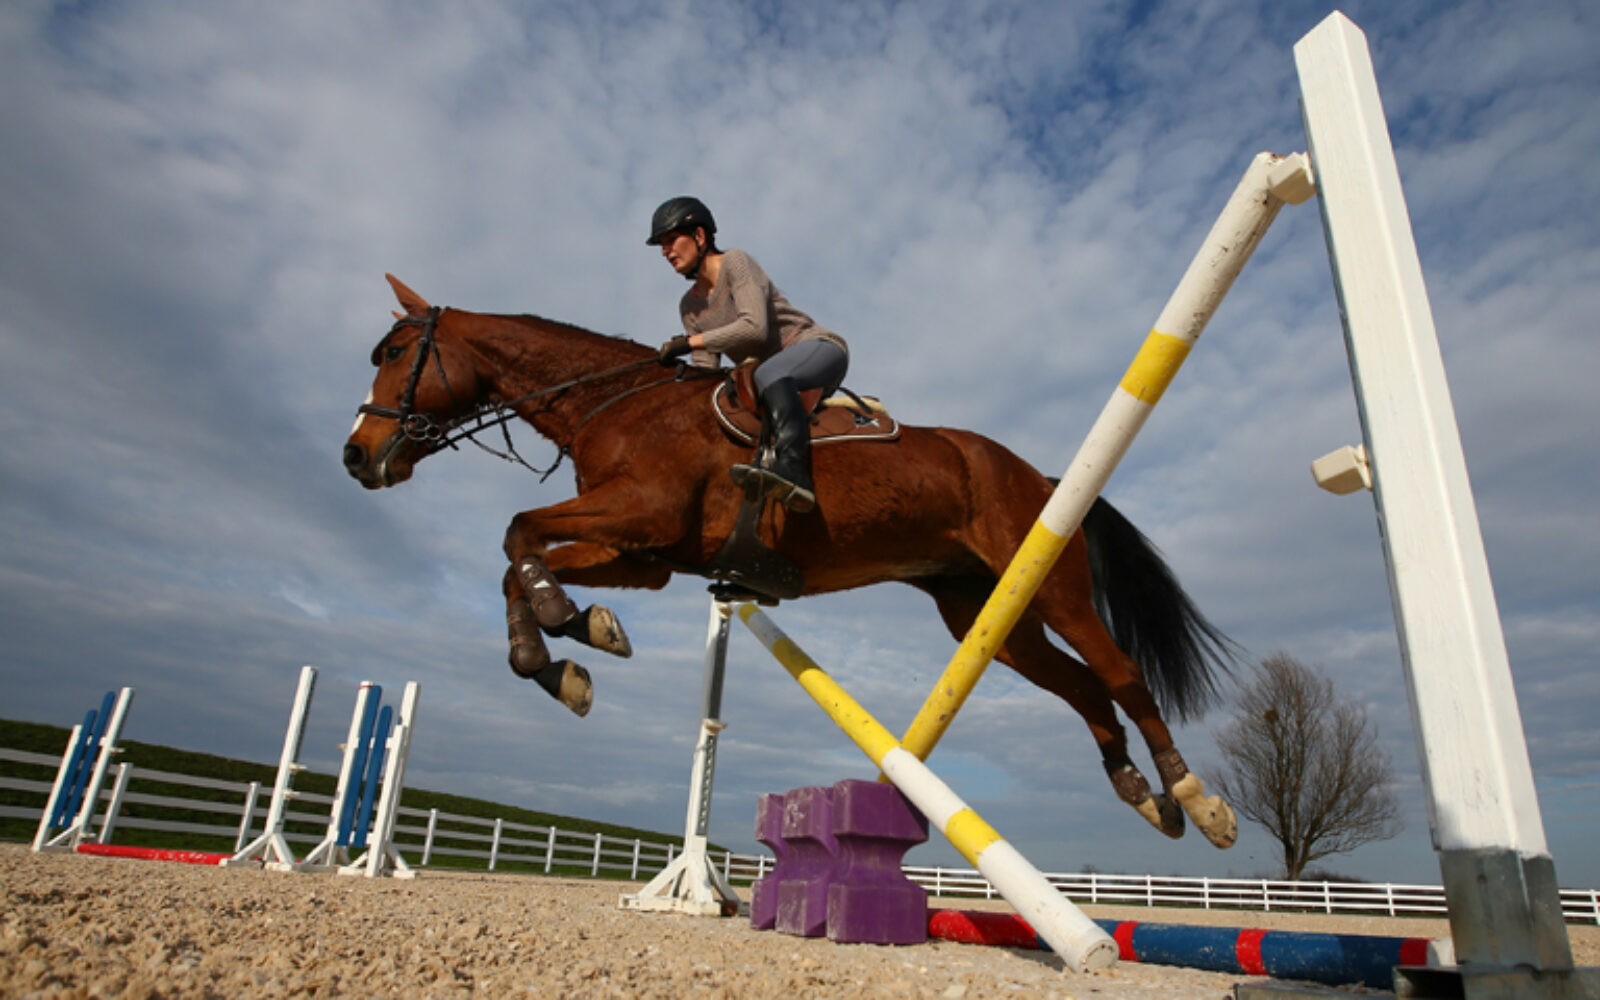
left=358, top=307, right=457, bottom=446
left=356, top=306, right=715, bottom=478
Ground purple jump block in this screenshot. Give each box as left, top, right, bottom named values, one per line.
left=774, top=785, right=837, bottom=937
left=749, top=793, right=789, bottom=930
left=826, top=779, right=929, bottom=945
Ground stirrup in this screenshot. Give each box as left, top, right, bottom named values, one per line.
left=757, top=470, right=815, bottom=513
left=729, top=463, right=764, bottom=503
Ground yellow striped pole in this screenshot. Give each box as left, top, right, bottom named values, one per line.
left=896, top=151, right=1314, bottom=763
left=738, top=604, right=1118, bottom=973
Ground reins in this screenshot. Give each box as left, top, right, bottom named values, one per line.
left=357, top=307, right=716, bottom=480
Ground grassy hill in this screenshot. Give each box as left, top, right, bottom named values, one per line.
left=1, top=716, right=718, bottom=875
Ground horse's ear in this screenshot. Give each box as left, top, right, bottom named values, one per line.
left=386, top=273, right=432, bottom=315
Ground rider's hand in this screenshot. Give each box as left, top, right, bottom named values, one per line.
left=658, top=335, right=692, bottom=366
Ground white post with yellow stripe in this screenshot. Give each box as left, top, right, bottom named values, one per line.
left=738, top=604, right=1118, bottom=973
left=897, top=150, right=1315, bottom=762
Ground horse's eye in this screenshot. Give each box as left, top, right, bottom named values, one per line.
left=385, top=344, right=407, bottom=363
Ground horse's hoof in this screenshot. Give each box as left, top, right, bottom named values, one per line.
left=522, top=657, right=593, bottom=717
left=1156, top=793, right=1186, bottom=838
left=566, top=605, right=632, bottom=658
left=1133, top=793, right=1186, bottom=839
left=549, top=660, right=593, bottom=717
left=1170, top=774, right=1237, bottom=848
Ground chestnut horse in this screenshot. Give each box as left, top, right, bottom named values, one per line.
left=343, top=275, right=1239, bottom=848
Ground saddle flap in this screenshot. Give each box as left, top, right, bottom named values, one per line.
left=727, top=364, right=825, bottom=415
left=713, top=367, right=899, bottom=447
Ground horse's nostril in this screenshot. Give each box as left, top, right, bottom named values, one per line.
left=343, top=442, right=367, bottom=471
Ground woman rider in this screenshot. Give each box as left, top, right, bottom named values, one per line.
left=648, top=196, right=848, bottom=514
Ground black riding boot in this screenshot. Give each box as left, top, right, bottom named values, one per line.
left=730, top=377, right=816, bottom=513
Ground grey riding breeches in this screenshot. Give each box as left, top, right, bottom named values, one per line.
left=753, top=339, right=849, bottom=396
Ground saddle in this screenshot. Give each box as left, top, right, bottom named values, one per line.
left=700, top=364, right=899, bottom=604
left=711, top=364, right=900, bottom=446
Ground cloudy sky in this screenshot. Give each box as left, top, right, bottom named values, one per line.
left=3, top=0, right=1596, bottom=890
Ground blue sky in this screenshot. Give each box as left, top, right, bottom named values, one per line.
left=3, top=0, right=1596, bottom=889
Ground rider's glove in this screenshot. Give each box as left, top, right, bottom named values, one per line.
left=658, top=335, right=692, bottom=366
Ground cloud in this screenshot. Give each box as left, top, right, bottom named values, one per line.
left=2, top=0, right=1596, bottom=889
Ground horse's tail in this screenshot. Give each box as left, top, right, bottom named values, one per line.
left=1081, top=496, right=1239, bottom=722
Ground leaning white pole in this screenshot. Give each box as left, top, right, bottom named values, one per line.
left=898, top=150, right=1315, bottom=760
left=298, top=680, right=376, bottom=871
left=364, top=681, right=420, bottom=879
left=739, top=605, right=1118, bottom=974
left=226, top=665, right=317, bottom=868
left=1296, top=11, right=1580, bottom=980
left=31, top=723, right=84, bottom=851
left=68, top=688, right=134, bottom=849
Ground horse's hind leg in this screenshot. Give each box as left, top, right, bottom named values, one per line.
left=1028, top=541, right=1237, bottom=848
left=912, top=576, right=1185, bottom=839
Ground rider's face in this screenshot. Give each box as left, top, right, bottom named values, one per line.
left=659, top=230, right=703, bottom=276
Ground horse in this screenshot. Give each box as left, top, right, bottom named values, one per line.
left=343, top=274, right=1240, bottom=848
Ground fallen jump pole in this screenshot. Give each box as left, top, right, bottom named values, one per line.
left=927, top=909, right=1445, bottom=990
left=738, top=604, right=1118, bottom=974
left=75, top=843, right=234, bottom=867
left=895, top=151, right=1315, bottom=765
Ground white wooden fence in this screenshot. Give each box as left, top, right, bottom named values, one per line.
left=4, top=747, right=1596, bottom=924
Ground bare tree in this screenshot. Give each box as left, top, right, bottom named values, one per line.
left=1211, top=653, right=1401, bottom=880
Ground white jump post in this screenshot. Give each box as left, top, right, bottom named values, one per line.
left=226, top=665, right=317, bottom=869
left=295, top=679, right=380, bottom=872
left=1289, top=13, right=1595, bottom=998
left=619, top=591, right=741, bottom=916
left=227, top=665, right=421, bottom=878
left=31, top=687, right=135, bottom=852
left=353, top=680, right=420, bottom=879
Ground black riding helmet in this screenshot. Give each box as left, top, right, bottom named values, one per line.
left=646, top=196, right=717, bottom=246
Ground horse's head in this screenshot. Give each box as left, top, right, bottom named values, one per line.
left=343, top=275, right=485, bottom=488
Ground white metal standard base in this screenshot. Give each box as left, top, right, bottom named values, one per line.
left=619, top=595, right=742, bottom=917
left=337, top=843, right=419, bottom=880
left=224, top=832, right=298, bottom=869
left=618, top=835, right=739, bottom=916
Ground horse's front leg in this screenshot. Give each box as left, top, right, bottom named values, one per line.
left=502, top=565, right=595, bottom=717
left=501, top=488, right=689, bottom=715
left=534, top=545, right=636, bottom=656
left=502, top=552, right=636, bottom=718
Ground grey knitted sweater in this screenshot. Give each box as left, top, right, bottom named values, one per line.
left=678, top=250, right=847, bottom=368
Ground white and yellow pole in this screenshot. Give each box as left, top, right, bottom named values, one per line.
left=738, top=604, right=1118, bottom=973
left=897, top=151, right=1315, bottom=762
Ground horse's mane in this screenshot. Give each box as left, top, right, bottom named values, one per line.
left=492, top=312, right=648, bottom=352
left=369, top=307, right=651, bottom=365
